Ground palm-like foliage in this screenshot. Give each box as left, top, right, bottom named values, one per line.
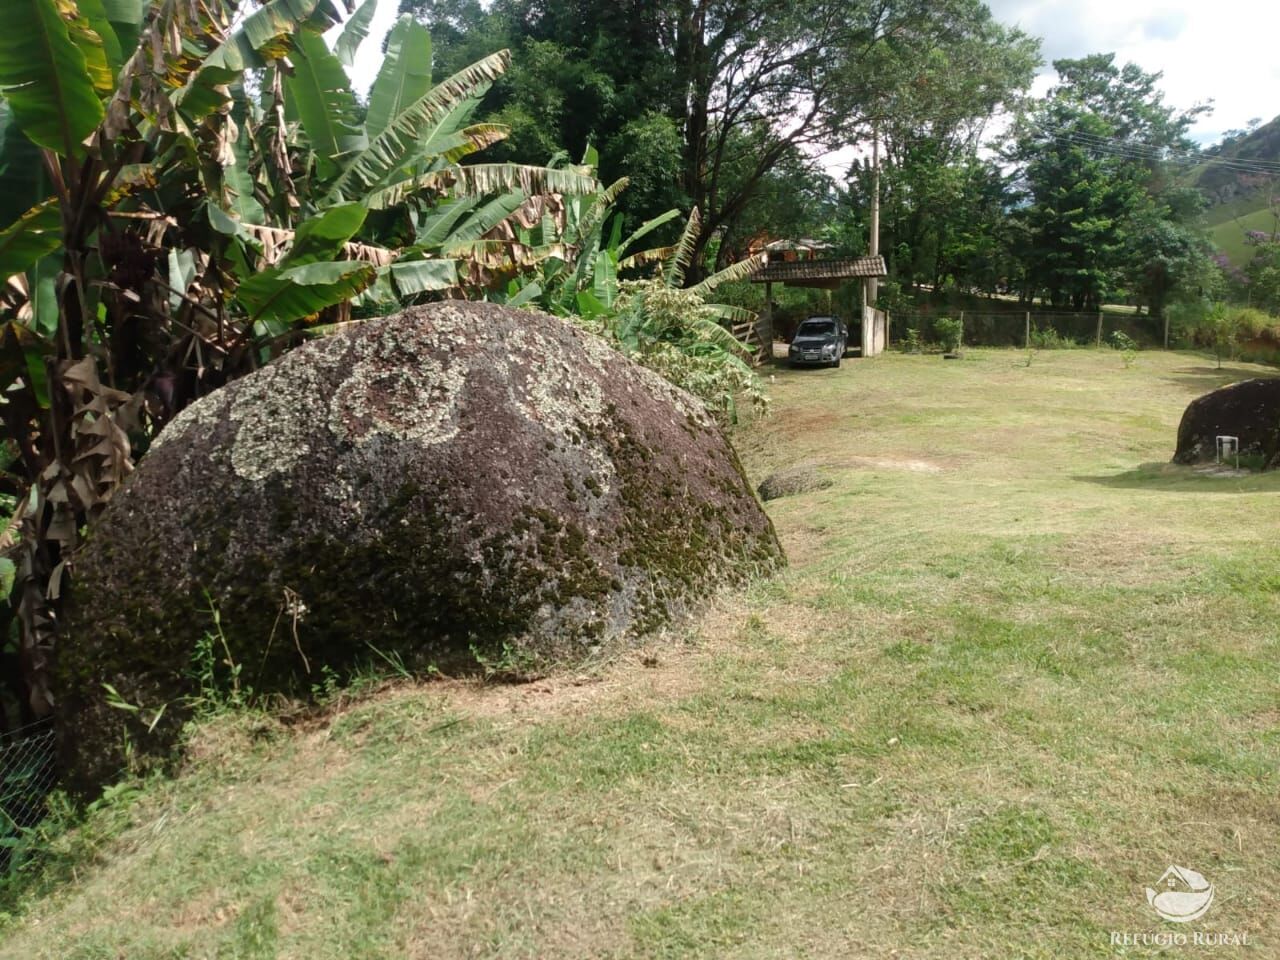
left=493, top=157, right=769, bottom=423
left=0, top=0, right=597, bottom=721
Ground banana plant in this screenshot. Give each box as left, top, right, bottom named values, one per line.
left=496, top=155, right=770, bottom=423
left=0, top=0, right=598, bottom=724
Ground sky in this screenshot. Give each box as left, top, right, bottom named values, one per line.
left=985, top=0, right=1280, bottom=144
left=337, top=0, right=1280, bottom=148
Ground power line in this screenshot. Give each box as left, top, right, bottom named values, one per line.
left=1033, top=126, right=1280, bottom=175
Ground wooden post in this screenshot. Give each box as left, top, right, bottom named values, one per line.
left=761, top=281, right=773, bottom=364
left=867, top=126, right=880, bottom=309
left=1096, top=311, right=1103, bottom=349
left=1163, top=313, right=1170, bottom=349
left=959, top=311, right=965, bottom=347
left=1025, top=311, right=1031, bottom=350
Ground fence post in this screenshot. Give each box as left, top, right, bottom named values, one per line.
left=1024, top=311, right=1030, bottom=350
left=1096, top=311, right=1103, bottom=349
left=1163, top=313, right=1170, bottom=350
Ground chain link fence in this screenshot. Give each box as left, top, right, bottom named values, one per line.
left=1, top=718, right=57, bottom=876
left=889, top=308, right=1165, bottom=349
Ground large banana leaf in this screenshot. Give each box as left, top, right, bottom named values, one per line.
left=414, top=197, right=481, bottom=247
left=182, top=0, right=344, bottom=116
left=0, top=0, right=104, bottom=156
left=237, top=260, right=376, bottom=324
left=203, top=0, right=343, bottom=73
left=702, top=302, right=757, bottom=326
left=665, top=208, right=702, bottom=287
left=592, top=251, right=617, bottom=308
left=618, top=208, right=682, bottom=257
left=365, top=162, right=597, bottom=211
left=366, top=14, right=433, bottom=139
left=442, top=190, right=527, bottom=245
left=0, top=199, right=61, bottom=277
left=241, top=0, right=344, bottom=58
left=387, top=258, right=458, bottom=296
left=334, top=0, right=376, bottom=68
left=688, top=253, right=765, bottom=296
left=286, top=31, right=367, bottom=179
left=101, top=0, right=143, bottom=59
left=60, top=0, right=118, bottom=93
left=224, top=117, right=265, bottom=222
left=323, top=50, right=511, bottom=204
left=280, top=203, right=368, bottom=266
left=0, top=106, right=49, bottom=226
left=413, top=119, right=506, bottom=166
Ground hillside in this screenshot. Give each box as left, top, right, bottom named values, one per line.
left=1198, top=116, right=1280, bottom=265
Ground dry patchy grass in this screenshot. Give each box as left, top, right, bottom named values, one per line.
left=3, top=347, right=1280, bottom=958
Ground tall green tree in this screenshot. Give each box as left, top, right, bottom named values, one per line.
left=1007, top=54, right=1209, bottom=312
left=838, top=1, right=1039, bottom=296
left=405, top=0, right=1042, bottom=280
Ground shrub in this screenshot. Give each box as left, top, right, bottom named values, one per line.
left=608, top=280, right=768, bottom=423
left=1030, top=327, right=1079, bottom=349
left=1108, top=331, right=1138, bottom=368
left=935, top=317, right=964, bottom=354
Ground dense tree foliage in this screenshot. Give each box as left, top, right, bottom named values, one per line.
left=1005, top=55, right=1211, bottom=314
left=404, top=0, right=1040, bottom=277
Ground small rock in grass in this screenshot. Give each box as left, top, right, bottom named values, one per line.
left=757, top=466, right=834, bottom=501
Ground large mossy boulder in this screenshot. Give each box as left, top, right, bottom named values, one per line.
left=1172, top=377, right=1280, bottom=467
left=59, top=302, right=782, bottom=788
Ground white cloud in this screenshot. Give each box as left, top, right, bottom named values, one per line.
left=986, top=0, right=1280, bottom=143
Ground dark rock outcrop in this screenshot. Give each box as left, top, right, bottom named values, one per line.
left=59, top=302, right=782, bottom=788
left=1173, top=377, right=1280, bottom=467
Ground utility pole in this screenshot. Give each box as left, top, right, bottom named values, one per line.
left=866, top=124, right=880, bottom=309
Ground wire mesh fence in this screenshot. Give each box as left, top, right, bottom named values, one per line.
left=889, top=308, right=1165, bottom=349
left=0, top=717, right=57, bottom=876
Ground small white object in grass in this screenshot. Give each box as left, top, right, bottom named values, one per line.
left=1216, top=435, right=1239, bottom=469
left=887, top=736, right=899, bottom=746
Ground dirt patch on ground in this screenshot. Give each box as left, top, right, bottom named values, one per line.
left=828, top=455, right=947, bottom=474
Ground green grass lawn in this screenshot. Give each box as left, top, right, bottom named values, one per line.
left=4, top=348, right=1280, bottom=958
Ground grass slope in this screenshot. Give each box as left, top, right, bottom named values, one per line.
left=1209, top=204, right=1279, bottom=268
left=5, top=349, right=1280, bottom=958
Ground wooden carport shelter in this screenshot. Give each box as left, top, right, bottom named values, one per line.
left=750, top=255, right=889, bottom=360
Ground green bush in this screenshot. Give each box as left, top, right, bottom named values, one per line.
left=1029, top=327, right=1079, bottom=349
left=608, top=280, right=768, bottom=423
left=1108, top=330, right=1138, bottom=368
left=1228, top=306, right=1275, bottom=340
left=935, top=317, right=964, bottom=354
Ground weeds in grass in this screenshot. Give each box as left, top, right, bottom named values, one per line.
left=1108, top=330, right=1138, bottom=368
left=1029, top=327, right=1079, bottom=349
left=189, top=594, right=247, bottom=716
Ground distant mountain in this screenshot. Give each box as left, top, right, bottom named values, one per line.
left=1198, top=115, right=1280, bottom=205
left=1197, top=115, right=1280, bottom=265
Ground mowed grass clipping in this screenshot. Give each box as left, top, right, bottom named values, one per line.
left=4, top=347, right=1280, bottom=958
